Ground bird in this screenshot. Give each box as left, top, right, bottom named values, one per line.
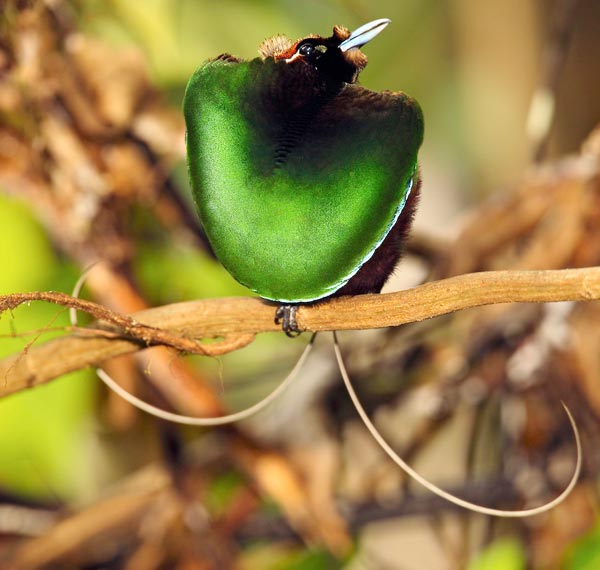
left=184, top=19, right=423, bottom=335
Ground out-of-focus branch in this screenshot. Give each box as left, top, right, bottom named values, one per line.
left=527, top=0, right=581, bottom=161
left=1, top=266, right=599, bottom=398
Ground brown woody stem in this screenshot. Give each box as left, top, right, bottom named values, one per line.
left=1, top=267, right=599, bottom=398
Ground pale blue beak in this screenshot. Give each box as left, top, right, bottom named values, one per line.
left=339, top=18, right=391, bottom=52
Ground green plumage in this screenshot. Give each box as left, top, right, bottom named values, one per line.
left=184, top=44, right=423, bottom=302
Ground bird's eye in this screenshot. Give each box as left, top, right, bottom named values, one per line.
left=298, top=43, right=315, bottom=57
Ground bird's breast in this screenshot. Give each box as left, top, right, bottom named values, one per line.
left=184, top=57, right=423, bottom=301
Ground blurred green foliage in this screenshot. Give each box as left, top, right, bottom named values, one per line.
left=241, top=543, right=339, bottom=570
left=269, top=548, right=338, bottom=570
left=563, top=520, right=600, bottom=570
left=81, top=0, right=438, bottom=87
left=467, top=537, right=526, bottom=570
left=0, top=195, right=96, bottom=499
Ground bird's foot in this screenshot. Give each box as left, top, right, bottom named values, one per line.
left=275, top=304, right=301, bottom=337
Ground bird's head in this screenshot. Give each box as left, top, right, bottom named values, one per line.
left=259, top=18, right=391, bottom=84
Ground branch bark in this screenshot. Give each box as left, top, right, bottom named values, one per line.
left=1, top=267, right=599, bottom=399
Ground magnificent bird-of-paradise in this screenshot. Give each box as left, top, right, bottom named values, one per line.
left=184, top=19, right=423, bottom=332
left=91, top=20, right=580, bottom=519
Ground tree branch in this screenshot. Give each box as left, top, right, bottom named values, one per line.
left=1, top=267, right=599, bottom=399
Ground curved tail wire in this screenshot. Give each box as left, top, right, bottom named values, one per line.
left=69, top=263, right=581, bottom=513
left=94, top=336, right=314, bottom=426
left=333, top=331, right=581, bottom=518
left=71, top=266, right=315, bottom=426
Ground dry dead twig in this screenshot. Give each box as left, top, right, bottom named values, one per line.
left=1, top=266, right=599, bottom=399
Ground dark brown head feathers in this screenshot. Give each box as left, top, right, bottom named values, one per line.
left=331, top=25, right=351, bottom=42
left=342, top=48, right=368, bottom=73
left=258, top=25, right=369, bottom=84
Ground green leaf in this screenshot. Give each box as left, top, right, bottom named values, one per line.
left=271, top=549, right=337, bottom=570
left=468, top=538, right=526, bottom=570
left=240, top=544, right=340, bottom=570
left=563, top=521, right=600, bottom=570
left=0, top=195, right=54, bottom=294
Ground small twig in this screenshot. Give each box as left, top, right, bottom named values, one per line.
left=0, top=291, right=254, bottom=357
left=0, top=267, right=599, bottom=398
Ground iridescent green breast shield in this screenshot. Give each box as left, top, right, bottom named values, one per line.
left=184, top=58, right=423, bottom=302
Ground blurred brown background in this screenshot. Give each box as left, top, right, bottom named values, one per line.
left=0, top=1, right=599, bottom=569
